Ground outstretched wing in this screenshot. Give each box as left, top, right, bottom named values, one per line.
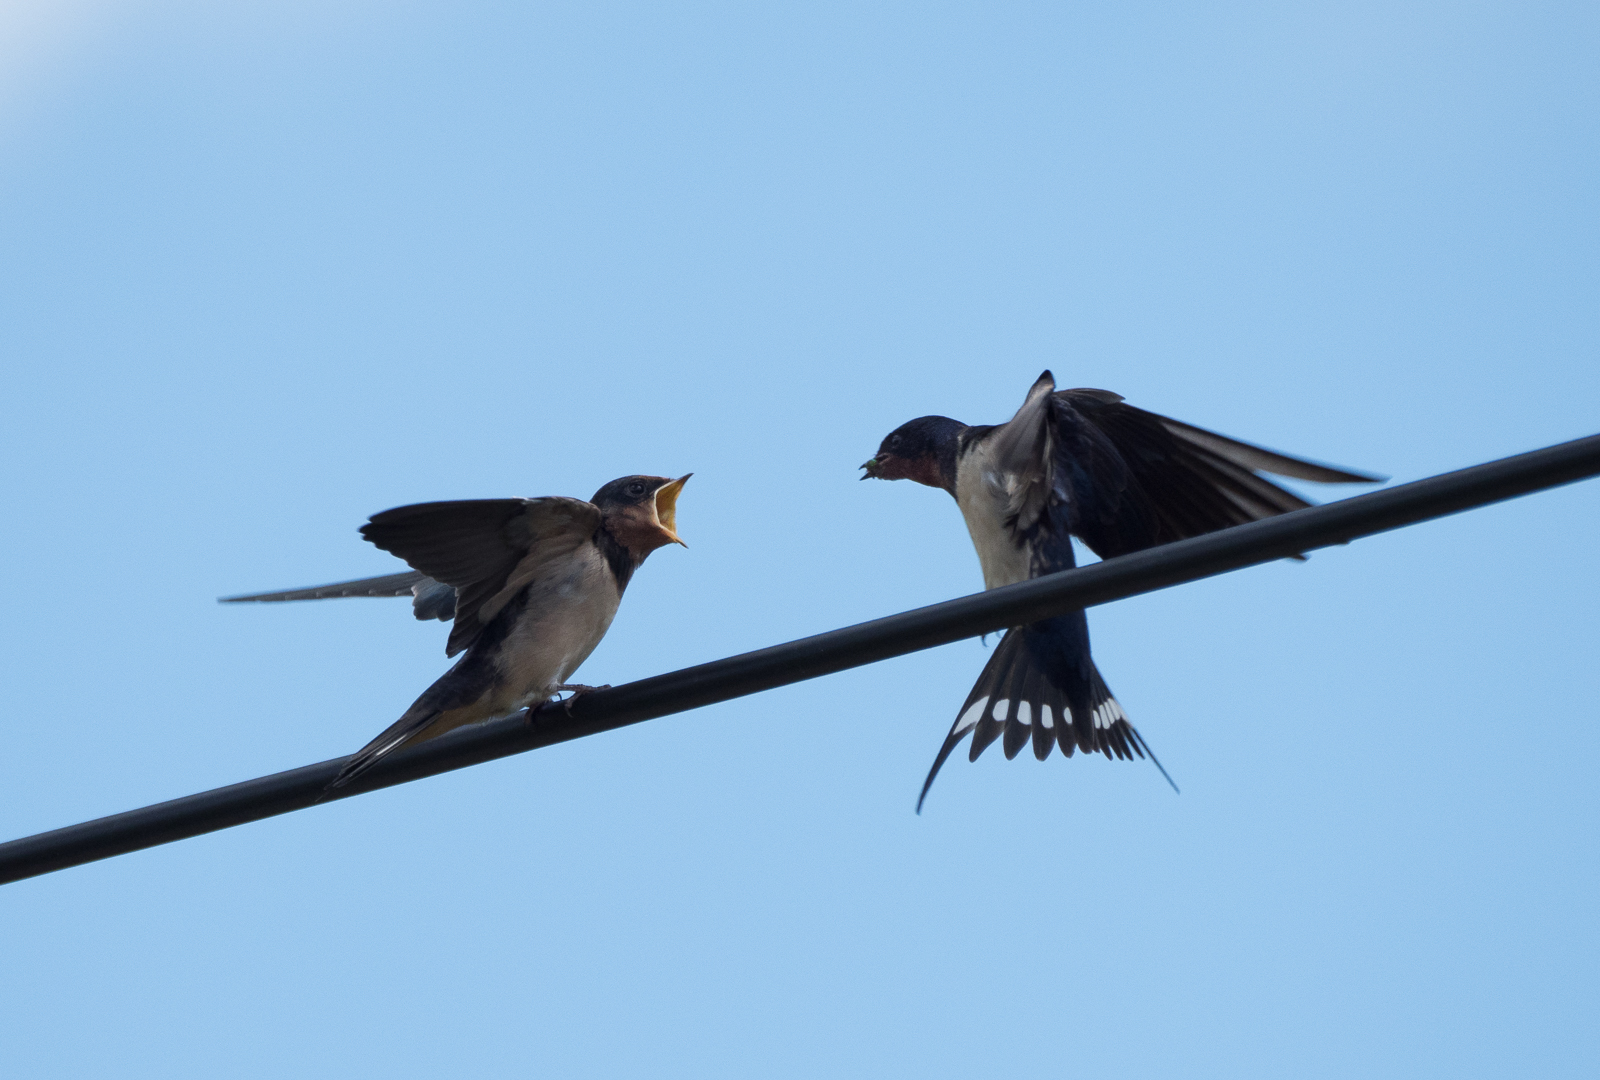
left=918, top=372, right=1380, bottom=808
left=982, top=370, right=1059, bottom=537
left=978, top=371, right=1153, bottom=576
left=220, top=570, right=459, bottom=622
left=360, top=496, right=602, bottom=657
left=1052, top=386, right=1383, bottom=560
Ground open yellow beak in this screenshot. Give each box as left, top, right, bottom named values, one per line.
left=653, top=474, right=691, bottom=547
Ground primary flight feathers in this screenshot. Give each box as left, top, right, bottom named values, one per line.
left=224, top=379, right=1377, bottom=812
left=224, top=474, right=690, bottom=790
left=862, top=371, right=1380, bottom=809
left=362, top=496, right=606, bottom=658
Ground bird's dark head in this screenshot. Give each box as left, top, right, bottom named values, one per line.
left=592, top=474, right=691, bottom=556
left=860, top=415, right=965, bottom=492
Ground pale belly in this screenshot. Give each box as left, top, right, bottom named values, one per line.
left=491, top=554, right=621, bottom=713
left=955, top=448, right=1030, bottom=590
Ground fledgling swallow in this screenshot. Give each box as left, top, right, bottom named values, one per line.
left=862, top=371, right=1381, bottom=810
left=224, top=474, right=690, bottom=789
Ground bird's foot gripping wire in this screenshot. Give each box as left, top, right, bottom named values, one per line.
left=553, top=683, right=612, bottom=715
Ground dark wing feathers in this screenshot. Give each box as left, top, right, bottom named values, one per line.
left=919, top=378, right=1347, bottom=807
left=224, top=497, right=600, bottom=653
left=1053, top=389, right=1380, bottom=559
left=1159, top=416, right=1385, bottom=485
left=986, top=370, right=1058, bottom=536
left=360, top=500, right=538, bottom=590
left=361, top=496, right=601, bottom=657
left=1038, top=396, right=1153, bottom=562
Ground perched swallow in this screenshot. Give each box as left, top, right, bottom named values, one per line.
left=225, top=474, right=690, bottom=789
left=862, top=372, right=1380, bottom=810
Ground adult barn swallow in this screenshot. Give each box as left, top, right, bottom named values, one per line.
left=225, top=474, right=690, bottom=789
left=861, top=372, right=1379, bottom=810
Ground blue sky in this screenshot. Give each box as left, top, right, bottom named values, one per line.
left=1, top=1, right=1596, bottom=1076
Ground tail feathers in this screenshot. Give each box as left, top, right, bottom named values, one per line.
left=220, top=570, right=428, bottom=604
left=967, top=636, right=1018, bottom=764
left=325, top=705, right=445, bottom=793
left=219, top=570, right=461, bottom=625
left=916, top=630, right=1177, bottom=812
left=1087, top=666, right=1179, bottom=793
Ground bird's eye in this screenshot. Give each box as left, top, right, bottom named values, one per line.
left=889, top=434, right=902, bottom=449
left=628, top=482, right=646, bottom=497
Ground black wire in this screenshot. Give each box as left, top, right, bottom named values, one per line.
left=2, top=433, right=1597, bottom=887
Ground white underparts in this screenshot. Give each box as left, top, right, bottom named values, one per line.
left=955, top=446, right=1031, bottom=590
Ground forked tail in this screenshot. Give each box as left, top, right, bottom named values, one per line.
left=917, top=628, right=1176, bottom=812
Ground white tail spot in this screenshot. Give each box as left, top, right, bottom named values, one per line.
left=1039, top=704, right=1054, bottom=729
left=1015, top=701, right=1032, bottom=727
left=992, top=699, right=1011, bottom=722
left=953, top=697, right=988, bottom=735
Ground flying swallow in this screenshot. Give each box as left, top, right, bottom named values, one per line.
left=861, top=372, right=1380, bottom=810
left=224, top=474, right=690, bottom=789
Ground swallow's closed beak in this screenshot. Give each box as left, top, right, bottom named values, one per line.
left=653, top=474, right=691, bottom=546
